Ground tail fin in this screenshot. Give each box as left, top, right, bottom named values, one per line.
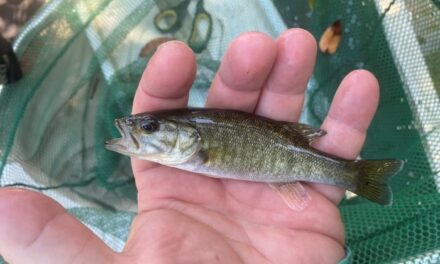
left=352, top=159, right=403, bottom=205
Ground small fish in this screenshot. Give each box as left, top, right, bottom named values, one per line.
left=106, top=108, right=403, bottom=208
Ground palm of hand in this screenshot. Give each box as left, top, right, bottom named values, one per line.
left=0, top=29, right=379, bottom=264
left=128, top=165, right=344, bottom=263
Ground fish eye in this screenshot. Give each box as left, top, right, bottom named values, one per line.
left=141, top=119, right=158, bottom=133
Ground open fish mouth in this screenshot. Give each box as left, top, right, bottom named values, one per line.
left=105, top=138, right=125, bottom=151
left=105, top=119, right=134, bottom=154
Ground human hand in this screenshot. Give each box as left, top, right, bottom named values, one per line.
left=0, top=29, right=379, bottom=263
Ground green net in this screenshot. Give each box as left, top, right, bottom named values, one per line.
left=1, top=0, right=439, bottom=263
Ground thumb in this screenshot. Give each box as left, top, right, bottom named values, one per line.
left=0, top=188, right=118, bottom=264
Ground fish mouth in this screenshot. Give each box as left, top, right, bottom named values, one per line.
left=105, top=138, right=125, bottom=152
left=105, top=119, right=137, bottom=154
left=115, top=119, right=126, bottom=138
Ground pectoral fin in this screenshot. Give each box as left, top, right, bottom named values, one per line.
left=269, top=182, right=312, bottom=211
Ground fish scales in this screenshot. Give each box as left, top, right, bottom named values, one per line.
left=106, top=108, right=404, bottom=205
left=166, top=110, right=356, bottom=187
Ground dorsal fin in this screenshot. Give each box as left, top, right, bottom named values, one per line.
left=281, top=122, right=326, bottom=144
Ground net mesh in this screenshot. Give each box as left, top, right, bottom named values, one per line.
left=0, top=0, right=439, bottom=263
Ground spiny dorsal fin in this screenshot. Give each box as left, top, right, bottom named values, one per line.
left=281, top=123, right=327, bottom=143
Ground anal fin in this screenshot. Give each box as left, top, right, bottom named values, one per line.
left=270, top=182, right=312, bottom=211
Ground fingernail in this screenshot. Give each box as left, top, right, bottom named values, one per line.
left=157, top=40, right=187, bottom=51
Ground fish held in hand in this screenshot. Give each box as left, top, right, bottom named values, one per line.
left=105, top=108, right=403, bottom=206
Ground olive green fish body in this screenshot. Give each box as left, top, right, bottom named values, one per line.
left=106, top=108, right=403, bottom=205
left=171, top=110, right=355, bottom=188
